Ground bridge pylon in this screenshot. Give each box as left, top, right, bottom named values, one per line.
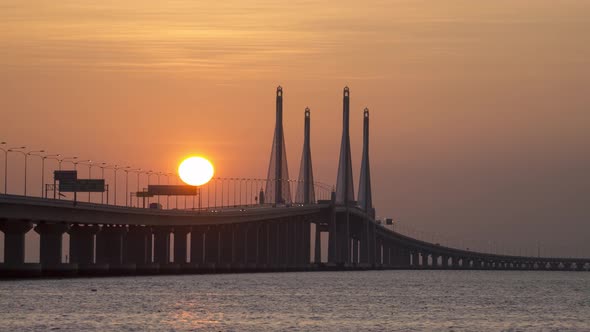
left=358, top=108, right=373, bottom=216
left=295, top=107, right=315, bottom=204
left=265, top=86, right=291, bottom=204
left=335, top=87, right=355, bottom=205
left=329, top=87, right=355, bottom=266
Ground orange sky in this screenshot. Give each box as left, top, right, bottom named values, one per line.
left=1, top=0, right=589, bottom=256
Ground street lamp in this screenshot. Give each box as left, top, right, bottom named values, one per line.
left=73, top=159, right=91, bottom=172
left=124, top=167, right=139, bottom=207
left=97, top=163, right=112, bottom=204
left=26, top=150, right=48, bottom=197
left=78, top=160, right=93, bottom=202
left=147, top=170, right=157, bottom=206
left=0, top=142, right=11, bottom=194
left=59, top=156, right=78, bottom=170
left=7, top=147, right=31, bottom=196
left=112, top=165, right=122, bottom=206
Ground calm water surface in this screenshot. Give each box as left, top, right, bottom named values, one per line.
left=1, top=271, right=589, bottom=331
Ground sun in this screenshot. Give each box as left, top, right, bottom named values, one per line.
left=178, top=156, right=215, bottom=186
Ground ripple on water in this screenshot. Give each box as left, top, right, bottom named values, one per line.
left=0, top=271, right=589, bottom=331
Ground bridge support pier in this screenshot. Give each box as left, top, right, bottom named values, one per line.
left=383, top=243, right=391, bottom=267
left=154, top=227, right=176, bottom=273
left=0, top=219, right=33, bottom=265
left=246, top=223, right=259, bottom=269
left=411, top=252, right=419, bottom=268
left=231, top=224, right=246, bottom=269
left=359, top=222, right=368, bottom=266
left=0, top=219, right=41, bottom=277
left=258, top=223, right=269, bottom=268
left=204, top=226, right=220, bottom=270
left=303, top=220, right=311, bottom=267
left=97, top=225, right=134, bottom=274
left=352, top=238, right=359, bottom=265
left=174, top=227, right=190, bottom=266
left=126, top=226, right=155, bottom=274
left=314, top=223, right=321, bottom=264
left=219, top=225, right=233, bottom=270
left=70, top=224, right=105, bottom=275
left=375, top=238, right=382, bottom=267
left=35, top=222, right=76, bottom=276
left=277, top=221, right=288, bottom=269
left=190, top=226, right=206, bottom=268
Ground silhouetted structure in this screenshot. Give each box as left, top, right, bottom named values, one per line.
left=1, top=86, right=588, bottom=278
left=335, top=87, right=355, bottom=205
left=265, top=86, right=291, bottom=204
left=358, top=108, right=373, bottom=216
left=295, top=108, right=315, bottom=204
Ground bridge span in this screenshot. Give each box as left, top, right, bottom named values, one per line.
left=1, top=194, right=588, bottom=278
left=2, top=86, right=588, bottom=277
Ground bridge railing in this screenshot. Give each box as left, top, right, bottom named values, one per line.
left=0, top=170, right=335, bottom=212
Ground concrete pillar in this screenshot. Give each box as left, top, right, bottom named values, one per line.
left=96, top=225, right=127, bottom=265
left=153, top=227, right=172, bottom=265
left=190, top=226, right=205, bottom=265
left=295, top=219, right=305, bottom=266
left=352, top=238, right=359, bottom=264
left=232, top=224, right=246, bottom=266
left=204, top=225, right=220, bottom=265
left=422, top=252, right=430, bottom=267
left=245, top=223, right=259, bottom=266
left=382, top=243, right=390, bottom=267
left=268, top=222, right=279, bottom=268
left=333, top=211, right=351, bottom=265
left=403, top=250, right=411, bottom=267
left=219, top=225, right=233, bottom=265
left=412, top=252, right=420, bottom=267
left=314, top=223, right=321, bottom=264
left=277, top=221, right=288, bottom=267
left=0, top=219, right=33, bottom=265
left=327, top=207, right=338, bottom=265
left=431, top=255, right=439, bottom=268
left=173, top=227, right=190, bottom=264
left=286, top=219, right=296, bottom=267
left=375, top=238, right=382, bottom=266
left=125, top=226, right=151, bottom=265
left=359, top=220, right=368, bottom=265
left=35, top=223, right=69, bottom=266
left=258, top=223, right=269, bottom=266
left=69, top=224, right=100, bottom=265
left=303, top=220, right=310, bottom=266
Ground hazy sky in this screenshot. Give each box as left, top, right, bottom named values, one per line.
left=1, top=0, right=589, bottom=257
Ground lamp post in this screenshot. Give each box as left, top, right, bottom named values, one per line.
left=26, top=150, right=47, bottom=197
left=41, top=154, right=60, bottom=198
left=156, top=172, right=163, bottom=205
left=78, top=160, right=93, bottom=202
left=112, top=165, right=122, bottom=206
left=58, top=157, right=78, bottom=170
left=73, top=159, right=90, bottom=172
left=7, top=147, right=30, bottom=196
left=165, top=172, right=173, bottom=209
left=124, top=167, right=139, bottom=207
left=135, top=169, right=144, bottom=207
left=97, top=163, right=112, bottom=204
left=0, top=142, right=10, bottom=194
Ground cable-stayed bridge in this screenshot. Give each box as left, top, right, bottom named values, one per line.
left=1, top=87, right=588, bottom=277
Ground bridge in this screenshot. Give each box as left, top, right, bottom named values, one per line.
left=1, top=87, right=588, bottom=277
